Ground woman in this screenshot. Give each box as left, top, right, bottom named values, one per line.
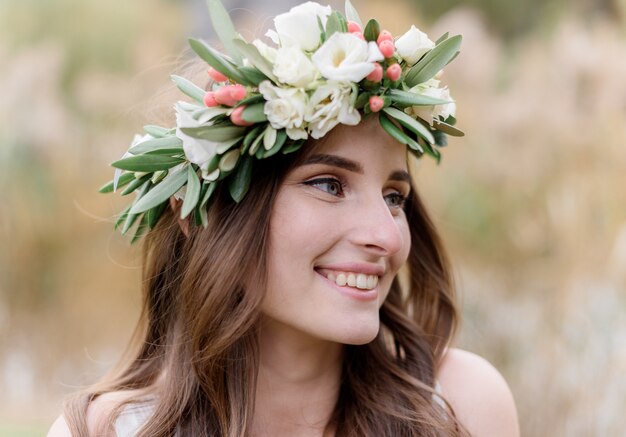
left=49, top=1, right=519, bottom=435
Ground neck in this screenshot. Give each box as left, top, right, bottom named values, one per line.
left=252, top=317, right=343, bottom=437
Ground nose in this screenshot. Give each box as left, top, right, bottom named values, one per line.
left=348, top=196, right=405, bottom=257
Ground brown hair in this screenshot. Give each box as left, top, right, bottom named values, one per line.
left=64, top=140, right=468, bottom=436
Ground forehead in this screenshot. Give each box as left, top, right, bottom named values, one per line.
left=305, top=116, right=408, bottom=171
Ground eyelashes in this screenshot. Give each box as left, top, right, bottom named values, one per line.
left=302, top=177, right=408, bottom=210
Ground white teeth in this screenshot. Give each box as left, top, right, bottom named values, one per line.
left=356, top=274, right=367, bottom=289
left=336, top=273, right=347, bottom=286
left=347, top=273, right=356, bottom=287
left=324, top=271, right=379, bottom=291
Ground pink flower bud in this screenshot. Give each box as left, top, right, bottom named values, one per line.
left=378, top=40, right=395, bottom=58
left=208, top=67, right=228, bottom=83
left=230, top=106, right=254, bottom=126
left=347, top=21, right=361, bottom=33
left=369, top=96, right=384, bottom=113
left=386, top=64, right=402, bottom=81
left=377, top=30, right=393, bottom=45
left=366, top=63, right=383, bottom=82
left=214, top=84, right=247, bottom=107
left=203, top=91, right=218, bottom=107
left=352, top=31, right=365, bottom=41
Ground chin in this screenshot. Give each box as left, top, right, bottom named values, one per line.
left=330, top=317, right=381, bottom=345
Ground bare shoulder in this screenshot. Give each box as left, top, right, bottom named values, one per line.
left=437, top=348, right=520, bottom=437
left=46, top=390, right=144, bottom=437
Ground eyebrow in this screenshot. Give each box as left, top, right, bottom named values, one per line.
left=301, top=153, right=412, bottom=184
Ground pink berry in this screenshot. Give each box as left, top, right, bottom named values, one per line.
left=386, top=63, right=402, bottom=81
left=347, top=21, right=361, bottom=33
left=203, top=91, right=218, bottom=107
left=377, top=30, right=393, bottom=45
left=378, top=40, right=395, bottom=58
left=369, top=96, right=384, bottom=113
left=215, top=84, right=247, bottom=107
left=230, top=106, right=254, bottom=126
left=366, top=63, right=383, bottom=82
left=208, top=67, right=228, bottom=83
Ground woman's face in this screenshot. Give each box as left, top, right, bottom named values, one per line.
left=262, top=116, right=412, bottom=345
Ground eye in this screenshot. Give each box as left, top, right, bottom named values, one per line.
left=303, top=177, right=345, bottom=197
left=384, top=191, right=407, bottom=209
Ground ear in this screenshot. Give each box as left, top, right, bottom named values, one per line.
left=169, top=197, right=190, bottom=237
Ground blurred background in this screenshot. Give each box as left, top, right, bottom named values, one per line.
left=1, top=0, right=625, bottom=435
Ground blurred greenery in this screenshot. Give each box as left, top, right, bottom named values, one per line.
left=1, top=0, right=625, bottom=435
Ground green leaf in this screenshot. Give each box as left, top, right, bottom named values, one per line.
left=229, top=155, right=253, bottom=202
left=181, top=166, right=201, bottom=219
left=382, top=107, right=434, bottom=144
left=128, top=136, right=184, bottom=155
left=112, top=155, right=185, bottom=172
left=433, top=130, right=448, bottom=147
left=199, top=181, right=217, bottom=209
left=180, top=124, right=246, bottom=142
left=242, top=124, right=265, bottom=154
left=207, top=0, right=243, bottom=65
left=99, top=172, right=134, bottom=193
left=146, top=202, right=167, bottom=229
left=143, top=125, right=170, bottom=138
left=219, top=148, right=240, bottom=172
left=131, top=213, right=150, bottom=244
left=435, top=32, right=449, bottom=45
left=363, top=19, right=380, bottom=42
left=239, top=66, right=269, bottom=86
left=388, top=89, right=450, bottom=107
left=433, top=119, right=464, bottom=137
left=232, top=38, right=278, bottom=83
left=344, top=0, right=363, bottom=28
left=129, top=166, right=188, bottom=215
left=248, top=130, right=265, bottom=156
left=236, top=93, right=264, bottom=108
left=281, top=139, right=305, bottom=155
left=417, top=136, right=441, bottom=163
left=215, top=137, right=242, bottom=154
left=405, top=35, right=462, bottom=87
left=122, top=181, right=151, bottom=235
left=171, top=75, right=206, bottom=104
left=262, top=129, right=287, bottom=158
left=114, top=204, right=132, bottom=230
left=241, top=104, right=267, bottom=123
left=326, top=11, right=348, bottom=38
left=354, top=92, right=371, bottom=109
left=121, top=173, right=152, bottom=196
left=188, top=38, right=249, bottom=85
left=378, top=112, right=424, bottom=153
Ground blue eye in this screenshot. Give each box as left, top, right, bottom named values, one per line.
left=384, top=192, right=407, bottom=209
left=304, top=178, right=345, bottom=197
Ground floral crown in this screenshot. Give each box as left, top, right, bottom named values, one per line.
left=100, top=0, right=463, bottom=242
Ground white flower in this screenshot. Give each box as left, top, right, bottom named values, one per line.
left=273, top=45, right=318, bottom=88
left=305, top=80, right=360, bottom=138
left=175, top=103, right=218, bottom=173
left=395, top=25, right=435, bottom=66
left=268, top=2, right=332, bottom=51
left=404, top=81, right=456, bottom=124
left=259, top=81, right=308, bottom=140
left=312, top=33, right=384, bottom=83
left=252, top=39, right=277, bottom=63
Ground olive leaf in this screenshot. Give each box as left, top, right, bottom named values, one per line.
left=128, top=136, right=183, bottom=155
left=326, top=11, right=348, bottom=38
left=405, top=35, right=462, bottom=87
left=121, top=174, right=152, bottom=196
left=229, top=155, right=253, bottom=202
left=378, top=112, right=423, bottom=153
left=383, top=107, right=435, bottom=144
left=181, top=165, right=201, bottom=219
left=180, top=124, right=246, bottom=142
left=143, top=125, right=171, bottom=138
left=112, top=155, right=185, bottom=172
left=388, top=89, right=450, bottom=107
left=344, top=0, right=363, bottom=28
left=129, top=166, right=188, bottom=215
left=171, top=75, right=205, bottom=104
left=232, top=38, right=279, bottom=83
left=241, top=103, right=268, bottom=123
left=99, top=172, right=134, bottom=193
left=188, top=38, right=250, bottom=85
left=207, top=0, right=243, bottom=65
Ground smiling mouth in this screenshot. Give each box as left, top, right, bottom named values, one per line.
left=315, top=268, right=379, bottom=291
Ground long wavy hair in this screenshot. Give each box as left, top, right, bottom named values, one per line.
left=64, top=137, right=469, bottom=436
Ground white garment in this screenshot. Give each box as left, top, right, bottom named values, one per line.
left=113, top=383, right=446, bottom=436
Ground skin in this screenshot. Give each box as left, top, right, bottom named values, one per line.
left=47, top=116, right=520, bottom=437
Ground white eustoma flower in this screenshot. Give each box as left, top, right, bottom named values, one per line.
left=174, top=103, right=219, bottom=175
left=305, top=80, right=360, bottom=138
left=395, top=25, right=435, bottom=66
left=273, top=45, right=318, bottom=88
left=404, top=81, right=456, bottom=124
left=252, top=39, right=277, bottom=63
left=267, top=2, right=332, bottom=51
left=312, top=33, right=384, bottom=83
left=259, top=81, right=308, bottom=140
